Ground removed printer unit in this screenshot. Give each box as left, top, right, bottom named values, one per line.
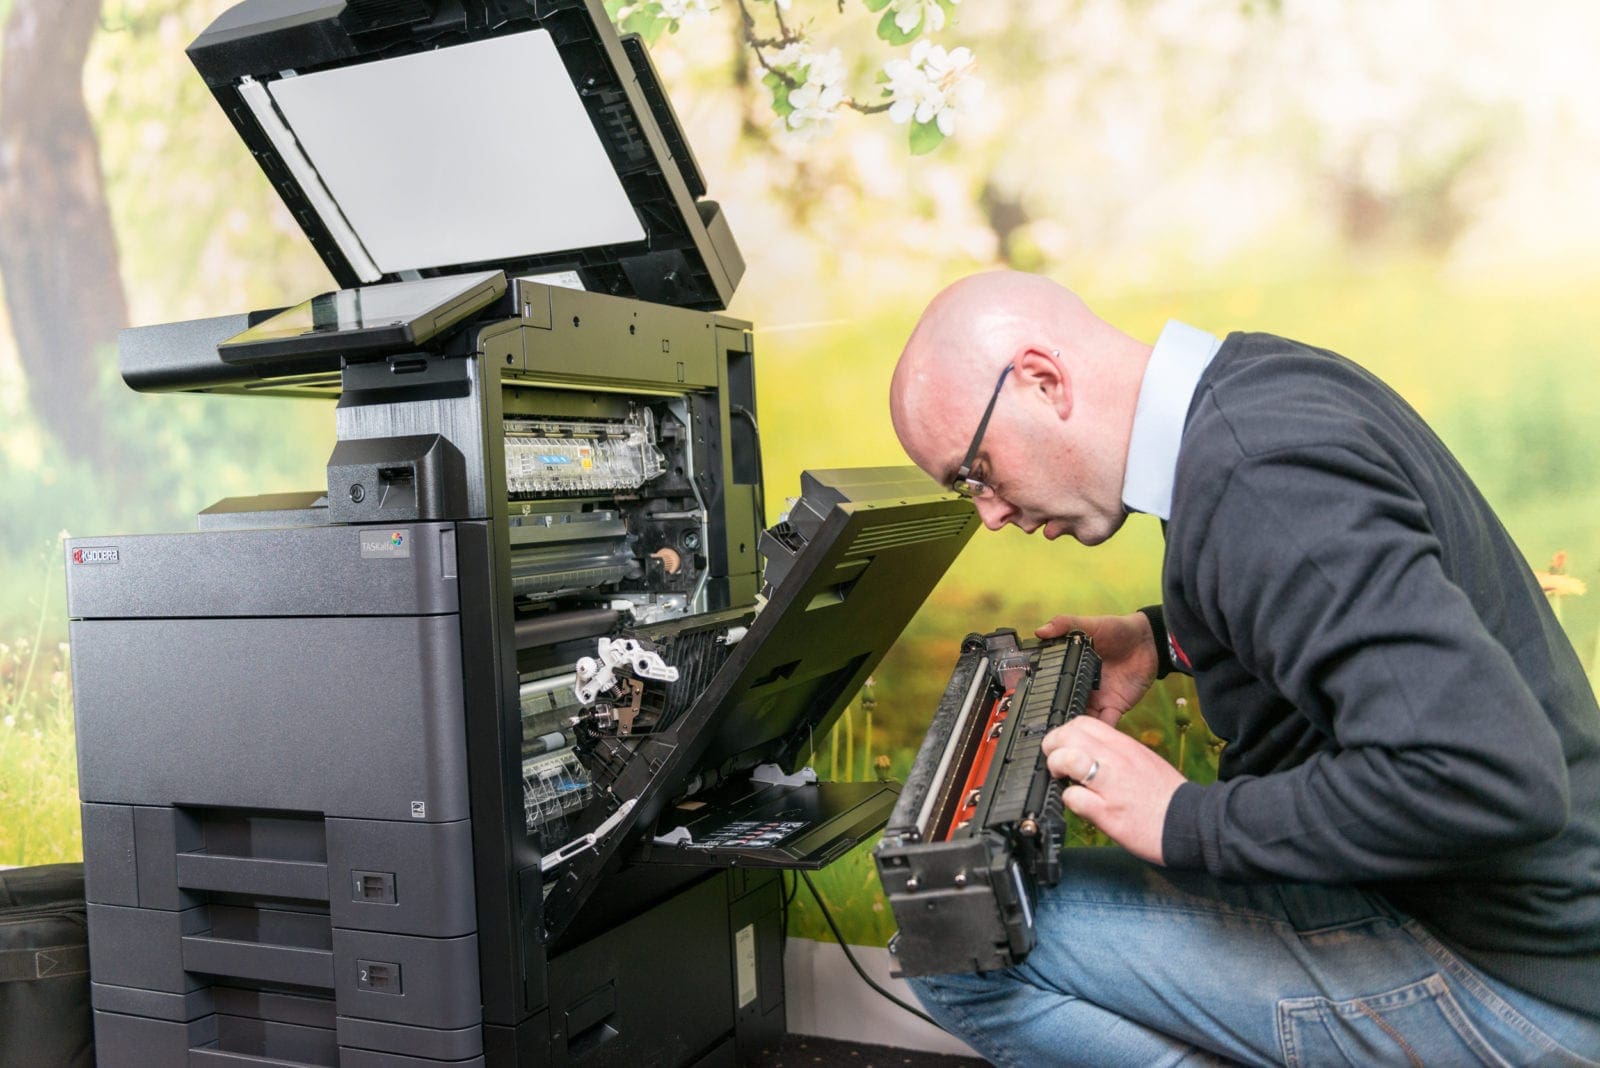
left=876, top=629, right=1102, bottom=977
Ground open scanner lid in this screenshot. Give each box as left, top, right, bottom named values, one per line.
left=188, top=0, right=742, bottom=310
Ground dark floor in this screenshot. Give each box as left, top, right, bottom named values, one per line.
left=745, top=1035, right=988, bottom=1067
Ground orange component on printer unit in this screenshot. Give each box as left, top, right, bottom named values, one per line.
left=941, top=687, right=1016, bottom=841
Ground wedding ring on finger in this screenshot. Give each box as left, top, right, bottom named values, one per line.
left=1081, top=758, right=1101, bottom=785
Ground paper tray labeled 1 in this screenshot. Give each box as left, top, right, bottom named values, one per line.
left=639, top=779, right=900, bottom=870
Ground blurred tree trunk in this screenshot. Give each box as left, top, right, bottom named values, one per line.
left=0, top=0, right=125, bottom=465
left=979, top=178, right=1031, bottom=269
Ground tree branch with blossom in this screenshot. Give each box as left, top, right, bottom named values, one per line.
left=610, top=0, right=983, bottom=153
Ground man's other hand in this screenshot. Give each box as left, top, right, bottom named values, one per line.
left=1042, top=717, right=1184, bottom=866
left=1036, top=611, right=1159, bottom=725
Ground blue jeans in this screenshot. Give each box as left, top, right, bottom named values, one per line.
left=907, top=849, right=1600, bottom=1066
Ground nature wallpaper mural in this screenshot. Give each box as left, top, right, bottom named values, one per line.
left=2, top=0, right=1598, bottom=950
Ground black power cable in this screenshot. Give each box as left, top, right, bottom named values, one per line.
left=799, top=870, right=939, bottom=1029
left=779, top=870, right=790, bottom=945
left=728, top=404, right=767, bottom=527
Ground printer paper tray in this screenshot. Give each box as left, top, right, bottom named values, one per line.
left=638, top=779, right=900, bottom=870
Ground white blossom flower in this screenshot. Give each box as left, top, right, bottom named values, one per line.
left=770, top=42, right=807, bottom=67
left=780, top=48, right=847, bottom=140
left=889, top=0, right=955, bottom=36
left=655, top=0, right=713, bottom=19
left=622, top=0, right=713, bottom=21
left=803, top=47, right=847, bottom=90
left=884, top=52, right=941, bottom=125
left=884, top=40, right=984, bottom=135
left=922, top=44, right=983, bottom=134
left=2, top=715, right=13, bottom=730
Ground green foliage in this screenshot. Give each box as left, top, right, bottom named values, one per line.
left=0, top=685, right=80, bottom=867
left=871, top=0, right=957, bottom=45
left=763, top=69, right=796, bottom=120
left=0, top=559, right=81, bottom=867
left=604, top=0, right=673, bottom=45
left=875, top=8, right=916, bottom=46
left=908, top=117, right=944, bottom=154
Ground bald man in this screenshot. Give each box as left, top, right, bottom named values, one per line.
left=887, top=272, right=1600, bottom=1065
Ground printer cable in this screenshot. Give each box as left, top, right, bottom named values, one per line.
left=729, top=404, right=767, bottom=527
left=798, top=870, right=939, bottom=1029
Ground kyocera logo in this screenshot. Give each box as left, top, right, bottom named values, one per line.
left=71, top=547, right=120, bottom=565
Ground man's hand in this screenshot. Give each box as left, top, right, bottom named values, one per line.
left=1036, top=611, right=1159, bottom=725
left=1042, top=717, right=1184, bottom=865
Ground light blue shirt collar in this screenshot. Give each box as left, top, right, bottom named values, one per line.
left=1122, top=320, right=1222, bottom=520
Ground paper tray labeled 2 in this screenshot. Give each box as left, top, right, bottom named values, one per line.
left=639, top=779, right=900, bottom=870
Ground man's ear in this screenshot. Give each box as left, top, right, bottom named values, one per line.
left=1014, top=345, right=1072, bottom=420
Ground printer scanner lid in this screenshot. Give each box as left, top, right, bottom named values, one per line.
left=187, top=0, right=741, bottom=310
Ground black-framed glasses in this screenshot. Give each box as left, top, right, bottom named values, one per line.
left=949, top=363, right=1015, bottom=499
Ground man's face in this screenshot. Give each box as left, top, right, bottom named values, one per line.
left=915, top=374, right=1128, bottom=546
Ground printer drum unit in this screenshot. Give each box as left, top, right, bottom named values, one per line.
left=508, top=537, right=635, bottom=598
left=877, top=630, right=1101, bottom=977
left=505, top=410, right=666, bottom=497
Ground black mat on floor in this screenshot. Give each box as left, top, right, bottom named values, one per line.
left=744, top=1034, right=988, bottom=1066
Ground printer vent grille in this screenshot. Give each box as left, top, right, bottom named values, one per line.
left=341, top=0, right=437, bottom=33
left=843, top=514, right=974, bottom=558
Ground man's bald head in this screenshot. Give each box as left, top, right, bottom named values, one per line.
left=888, top=271, right=1152, bottom=544
left=890, top=272, right=1091, bottom=451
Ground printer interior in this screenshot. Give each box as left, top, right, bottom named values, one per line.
left=65, top=3, right=979, bottom=1065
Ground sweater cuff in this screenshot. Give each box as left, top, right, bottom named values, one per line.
left=1138, top=604, right=1176, bottom=679
left=1160, top=781, right=1207, bottom=870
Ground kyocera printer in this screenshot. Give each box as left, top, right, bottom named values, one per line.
left=64, top=2, right=978, bottom=1065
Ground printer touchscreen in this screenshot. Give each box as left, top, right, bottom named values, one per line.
left=218, top=269, right=504, bottom=364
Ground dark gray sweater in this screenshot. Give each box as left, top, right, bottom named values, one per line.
left=1157, top=332, right=1600, bottom=1019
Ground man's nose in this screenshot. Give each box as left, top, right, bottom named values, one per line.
left=975, top=496, right=1015, bottom=531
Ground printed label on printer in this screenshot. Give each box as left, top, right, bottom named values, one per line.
left=735, top=924, right=758, bottom=1009
left=71, top=547, right=119, bottom=565
left=520, top=269, right=586, bottom=292
left=360, top=529, right=412, bottom=559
